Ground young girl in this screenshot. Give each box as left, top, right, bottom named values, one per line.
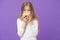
left=17, top=1, right=39, bottom=40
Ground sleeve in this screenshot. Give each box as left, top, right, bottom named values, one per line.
left=17, top=18, right=25, bottom=37
left=31, top=20, right=39, bottom=37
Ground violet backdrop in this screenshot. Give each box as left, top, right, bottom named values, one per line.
left=0, top=0, right=60, bottom=40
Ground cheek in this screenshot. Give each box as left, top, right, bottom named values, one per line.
left=22, top=11, right=31, bottom=16
left=28, top=14, right=32, bottom=18
left=22, top=12, right=26, bottom=16
left=28, top=11, right=31, bottom=14
left=22, top=11, right=28, bottom=16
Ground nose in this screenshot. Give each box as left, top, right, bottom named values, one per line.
left=25, top=10, right=28, bottom=13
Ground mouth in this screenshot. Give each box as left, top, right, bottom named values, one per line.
left=25, top=15, right=27, bottom=17
left=24, top=15, right=28, bottom=18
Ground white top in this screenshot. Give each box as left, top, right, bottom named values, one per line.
left=17, top=18, right=38, bottom=40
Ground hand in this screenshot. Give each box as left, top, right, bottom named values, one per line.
left=28, top=15, right=32, bottom=22
left=23, top=15, right=29, bottom=23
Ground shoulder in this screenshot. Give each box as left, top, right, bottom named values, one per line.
left=17, top=17, right=22, bottom=22
left=33, top=18, right=39, bottom=24
left=32, top=18, right=39, bottom=26
left=17, top=18, right=20, bottom=21
left=33, top=18, right=38, bottom=22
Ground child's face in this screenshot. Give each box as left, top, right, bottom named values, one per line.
left=22, top=6, right=32, bottom=17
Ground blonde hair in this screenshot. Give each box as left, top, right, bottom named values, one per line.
left=20, top=1, right=37, bottom=21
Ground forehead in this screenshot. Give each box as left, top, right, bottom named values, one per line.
left=24, top=6, right=30, bottom=10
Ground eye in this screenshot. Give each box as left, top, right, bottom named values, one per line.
left=23, top=9, right=26, bottom=11
left=28, top=9, right=31, bottom=11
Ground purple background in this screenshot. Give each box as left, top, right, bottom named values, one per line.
left=0, top=0, right=60, bottom=40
